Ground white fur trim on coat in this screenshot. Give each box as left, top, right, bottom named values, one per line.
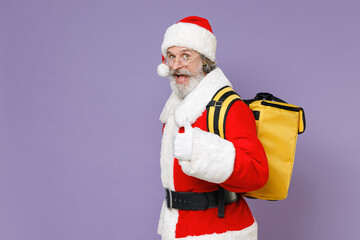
left=179, top=127, right=235, bottom=184
left=158, top=115, right=180, bottom=240
left=158, top=200, right=179, bottom=240
left=160, top=68, right=232, bottom=126
left=160, top=92, right=181, bottom=123
left=160, top=114, right=179, bottom=190
left=161, top=22, right=217, bottom=62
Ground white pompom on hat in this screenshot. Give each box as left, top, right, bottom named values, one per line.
left=157, top=16, right=217, bottom=77
left=157, top=55, right=170, bottom=77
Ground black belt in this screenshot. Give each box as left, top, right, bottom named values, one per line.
left=165, top=187, right=238, bottom=218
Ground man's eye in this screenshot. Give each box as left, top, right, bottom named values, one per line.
left=168, top=55, right=175, bottom=59
left=183, top=54, right=191, bottom=60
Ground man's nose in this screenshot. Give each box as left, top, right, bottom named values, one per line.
left=171, top=58, right=183, bottom=70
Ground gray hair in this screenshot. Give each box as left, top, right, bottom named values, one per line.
left=201, top=55, right=217, bottom=74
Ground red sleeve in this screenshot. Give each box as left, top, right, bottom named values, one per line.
left=220, top=100, right=269, bottom=193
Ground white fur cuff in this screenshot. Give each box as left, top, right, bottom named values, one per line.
left=179, top=128, right=235, bottom=183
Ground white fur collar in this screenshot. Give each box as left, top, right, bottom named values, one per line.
left=159, top=68, right=232, bottom=126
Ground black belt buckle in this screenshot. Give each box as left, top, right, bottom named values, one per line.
left=165, top=188, right=173, bottom=209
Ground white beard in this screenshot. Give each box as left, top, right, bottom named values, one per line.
left=169, top=66, right=205, bottom=100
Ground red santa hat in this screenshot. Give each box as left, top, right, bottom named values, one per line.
left=157, top=16, right=217, bottom=77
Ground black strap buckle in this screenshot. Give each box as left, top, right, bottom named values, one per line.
left=214, top=101, right=223, bottom=107
left=207, top=100, right=223, bottom=108
left=165, top=188, right=173, bottom=209
left=218, top=187, right=225, bottom=218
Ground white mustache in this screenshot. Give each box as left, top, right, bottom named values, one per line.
left=169, top=69, right=192, bottom=77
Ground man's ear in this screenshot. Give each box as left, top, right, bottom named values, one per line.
left=203, top=62, right=210, bottom=74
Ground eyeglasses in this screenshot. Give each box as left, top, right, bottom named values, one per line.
left=164, top=52, right=200, bottom=67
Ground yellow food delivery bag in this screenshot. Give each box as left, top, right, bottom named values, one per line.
left=243, top=93, right=306, bottom=200
left=207, top=89, right=306, bottom=201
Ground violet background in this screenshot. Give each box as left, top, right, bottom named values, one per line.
left=1, top=0, right=359, bottom=239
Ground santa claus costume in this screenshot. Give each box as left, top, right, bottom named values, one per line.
left=157, top=16, right=269, bottom=240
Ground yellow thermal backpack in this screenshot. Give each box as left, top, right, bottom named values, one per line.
left=207, top=86, right=306, bottom=200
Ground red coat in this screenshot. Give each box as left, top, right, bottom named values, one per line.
left=158, top=68, right=268, bottom=240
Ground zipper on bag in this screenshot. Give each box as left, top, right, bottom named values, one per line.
left=261, top=101, right=300, bottom=112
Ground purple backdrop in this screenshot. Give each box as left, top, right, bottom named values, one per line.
left=1, top=0, right=360, bottom=239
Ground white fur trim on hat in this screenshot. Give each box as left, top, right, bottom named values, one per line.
left=161, top=22, right=217, bottom=62
left=157, top=63, right=170, bottom=77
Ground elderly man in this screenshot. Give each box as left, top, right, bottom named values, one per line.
left=157, top=16, right=269, bottom=240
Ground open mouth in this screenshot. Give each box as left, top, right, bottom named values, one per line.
left=175, top=74, right=190, bottom=84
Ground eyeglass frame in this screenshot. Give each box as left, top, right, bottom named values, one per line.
left=163, top=51, right=201, bottom=67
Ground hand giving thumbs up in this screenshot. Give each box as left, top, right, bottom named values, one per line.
left=173, top=122, right=194, bottom=161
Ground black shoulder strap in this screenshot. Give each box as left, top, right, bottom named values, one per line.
left=206, top=86, right=241, bottom=218
left=206, top=86, right=241, bottom=139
